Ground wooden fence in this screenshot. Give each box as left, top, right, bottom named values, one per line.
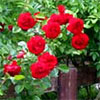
left=49, top=66, right=99, bottom=100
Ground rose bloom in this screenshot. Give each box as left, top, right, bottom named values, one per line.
left=16, top=50, right=25, bottom=59
left=4, top=61, right=21, bottom=76
left=48, top=14, right=64, bottom=25
left=48, top=13, right=72, bottom=25
left=42, top=22, right=61, bottom=39
left=17, top=12, right=36, bottom=30
left=30, top=62, right=50, bottom=79
left=67, top=17, right=84, bottom=35
left=27, top=35, right=45, bottom=55
left=38, top=52, right=58, bottom=70
left=57, top=5, right=65, bottom=14
left=8, top=25, right=13, bottom=31
left=72, top=33, right=89, bottom=50
left=47, top=5, right=72, bottom=25
left=0, top=23, right=5, bottom=32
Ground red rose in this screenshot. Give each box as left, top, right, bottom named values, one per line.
left=42, top=22, right=61, bottom=39
left=8, top=25, right=13, bottom=31
left=48, top=13, right=72, bottom=25
left=0, top=23, right=5, bottom=32
left=4, top=61, right=21, bottom=76
left=57, top=5, right=65, bottom=14
left=27, top=35, right=45, bottom=55
left=16, top=50, right=25, bottom=59
left=38, top=52, right=58, bottom=70
left=67, top=17, right=84, bottom=35
left=17, top=12, right=36, bottom=30
left=30, top=62, right=50, bottom=79
left=48, top=14, right=63, bottom=25
left=72, top=33, right=89, bottom=50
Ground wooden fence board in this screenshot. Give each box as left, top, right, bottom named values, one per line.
left=58, top=67, right=77, bottom=100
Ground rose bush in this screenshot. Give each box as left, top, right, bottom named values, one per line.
left=0, top=0, right=99, bottom=100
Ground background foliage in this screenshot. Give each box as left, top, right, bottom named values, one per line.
left=0, top=0, right=100, bottom=100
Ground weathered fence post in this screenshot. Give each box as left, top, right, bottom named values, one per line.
left=58, top=67, right=77, bottom=100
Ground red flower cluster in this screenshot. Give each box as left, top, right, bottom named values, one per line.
left=11, top=5, right=89, bottom=79
left=27, top=5, right=89, bottom=79
left=42, top=5, right=73, bottom=39
left=4, top=61, right=21, bottom=76
left=17, top=12, right=36, bottom=30
left=48, top=13, right=72, bottom=25
left=66, top=17, right=89, bottom=50
left=44, top=5, right=89, bottom=50
left=47, top=5, right=73, bottom=25
left=27, top=35, right=45, bottom=55
left=30, top=52, right=58, bottom=79
left=42, top=22, right=61, bottom=39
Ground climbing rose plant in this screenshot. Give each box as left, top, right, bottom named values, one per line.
left=10, top=4, right=89, bottom=79
left=0, top=4, right=89, bottom=99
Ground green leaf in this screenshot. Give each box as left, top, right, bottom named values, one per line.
left=97, top=71, right=100, bottom=77
left=12, top=26, right=21, bottom=33
left=91, top=19, right=98, bottom=24
left=0, top=89, right=3, bottom=96
left=15, top=85, right=24, bottom=94
left=50, top=68, right=58, bottom=77
left=41, top=77, right=51, bottom=90
left=96, top=65, right=100, bottom=71
left=14, top=75, right=25, bottom=80
left=33, top=96, right=41, bottom=100
left=92, top=54, right=97, bottom=61
left=24, top=82, right=32, bottom=90
left=58, top=64, right=69, bottom=73
left=35, top=13, right=45, bottom=19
